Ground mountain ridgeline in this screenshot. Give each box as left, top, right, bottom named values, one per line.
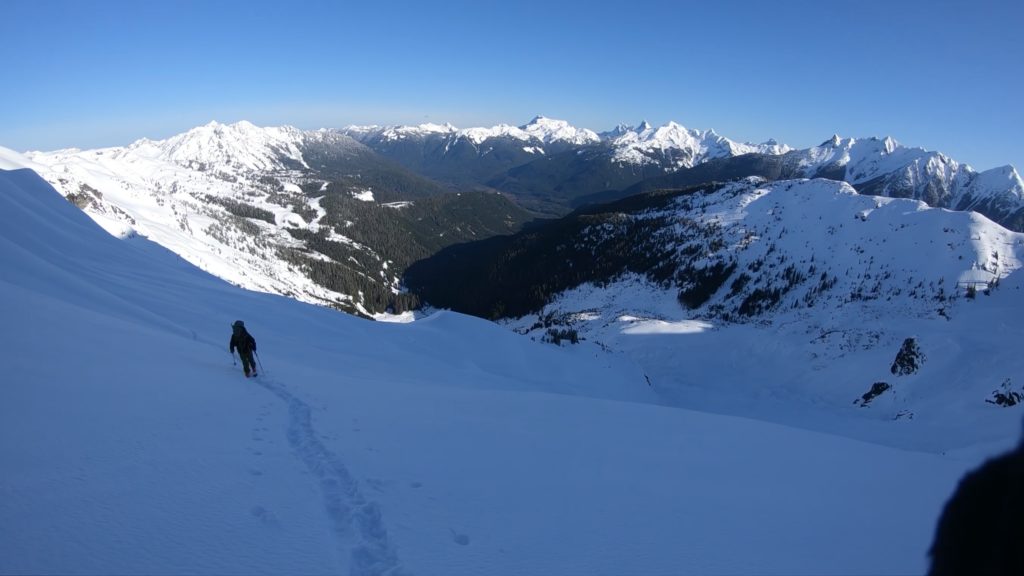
left=21, top=117, right=1024, bottom=318
left=345, top=122, right=1024, bottom=231
left=24, top=122, right=535, bottom=317
left=406, top=178, right=1022, bottom=324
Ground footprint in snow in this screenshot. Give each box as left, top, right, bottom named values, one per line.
left=250, top=505, right=281, bottom=528
left=449, top=528, right=470, bottom=546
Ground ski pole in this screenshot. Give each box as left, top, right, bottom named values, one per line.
left=255, top=351, right=265, bottom=375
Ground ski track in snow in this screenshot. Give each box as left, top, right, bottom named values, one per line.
left=255, top=376, right=403, bottom=576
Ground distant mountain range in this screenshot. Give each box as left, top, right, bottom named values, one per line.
left=342, top=116, right=793, bottom=215
left=10, top=116, right=1024, bottom=318
left=343, top=117, right=1024, bottom=227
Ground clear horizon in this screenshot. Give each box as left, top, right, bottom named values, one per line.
left=2, top=0, right=1022, bottom=171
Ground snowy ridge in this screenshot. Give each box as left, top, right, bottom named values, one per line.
left=341, top=116, right=1024, bottom=224
left=680, top=178, right=1023, bottom=319
left=504, top=177, right=1024, bottom=449
left=519, top=115, right=601, bottom=145
left=346, top=122, right=459, bottom=142
left=19, top=126, right=389, bottom=315
left=346, top=115, right=600, bottom=148
left=609, top=120, right=792, bottom=170
left=798, top=135, right=917, bottom=182
left=0, top=146, right=45, bottom=171
left=343, top=117, right=1022, bottom=219
left=131, top=120, right=311, bottom=172
left=346, top=116, right=784, bottom=163
left=965, top=164, right=1024, bottom=209
left=794, top=136, right=1024, bottom=218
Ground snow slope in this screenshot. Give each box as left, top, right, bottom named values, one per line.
left=14, top=128, right=389, bottom=315
left=506, top=178, right=1024, bottom=453
left=134, top=120, right=310, bottom=172
left=0, top=167, right=1000, bottom=574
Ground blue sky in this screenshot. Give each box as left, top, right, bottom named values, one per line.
left=2, top=0, right=1021, bottom=170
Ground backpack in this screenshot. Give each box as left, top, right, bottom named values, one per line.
left=232, top=322, right=256, bottom=353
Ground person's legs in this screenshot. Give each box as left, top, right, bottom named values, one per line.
left=241, top=351, right=256, bottom=376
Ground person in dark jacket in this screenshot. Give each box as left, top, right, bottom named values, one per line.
left=229, top=320, right=258, bottom=377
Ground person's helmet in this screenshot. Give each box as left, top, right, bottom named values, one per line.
left=233, top=320, right=244, bottom=328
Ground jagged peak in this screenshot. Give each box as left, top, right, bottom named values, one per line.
left=414, top=122, right=458, bottom=132
left=141, top=119, right=310, bottom=171
left=881, top=136, right=899, bottom=153
left=517, top=116, right=599, bottom=145
left=523, top=115, right=553, bottom=126
left=186, top=120, right=265, bottom=137
left=976, top=164, right=1024, bottom=186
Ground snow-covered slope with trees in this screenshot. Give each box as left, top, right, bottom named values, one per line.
left=1, top=153, right=1015, bottom=576
left=407, top=177, right=1024, bottom=450
left=19, top=132, right=370, bottom=310
left=13, top=122, right=530, bottom=317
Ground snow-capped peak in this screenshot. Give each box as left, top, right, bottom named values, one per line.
left=608, top=121, right=790, bottom=170
left=972, top=164, right=1024, bottom=201
left=800, top=135, right=949, bottom=185
left=882, top=135, right=898, bottom=154
left=519, top=116, right=600, bottom=146
left=822, top=134, right=844, bottom=147
left=347, top=117, right=599, bottom=147
left=373, top=122, right=460, bottom=141
left=129, top=120, right=310, bottom=171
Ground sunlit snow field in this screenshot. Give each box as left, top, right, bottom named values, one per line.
left=1, top=161, right=1020, bottom=574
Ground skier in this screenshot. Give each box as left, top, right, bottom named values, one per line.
left=229, top=320, right=258, bottom=377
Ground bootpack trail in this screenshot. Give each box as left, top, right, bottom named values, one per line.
left=254, top=374, right=404, bottom=576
